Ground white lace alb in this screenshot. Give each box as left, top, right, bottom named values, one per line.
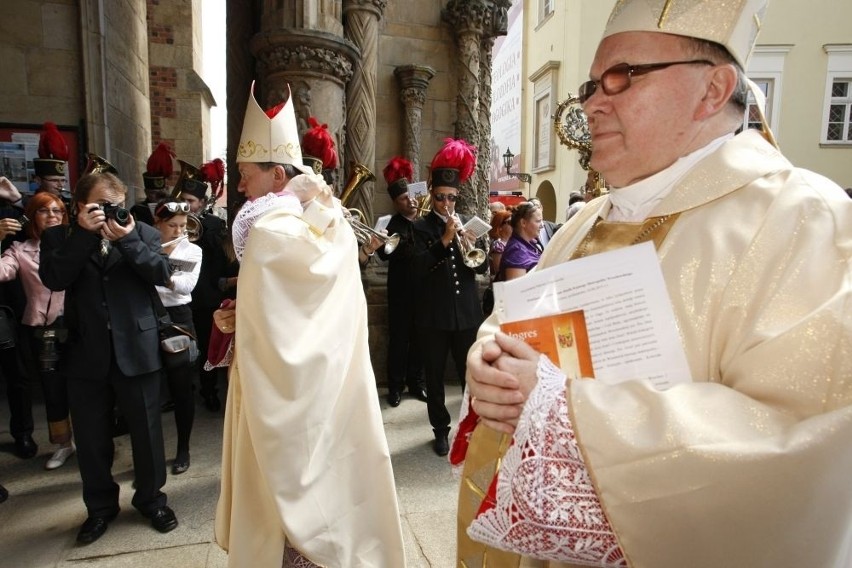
left=467, top=355, right=626, bottom=566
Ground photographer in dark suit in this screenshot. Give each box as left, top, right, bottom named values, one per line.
left=39, top=170, right=178, bottom=545
left=412, top=139, right=487, bottom=456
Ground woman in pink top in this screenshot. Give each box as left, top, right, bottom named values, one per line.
left=0, top=192, right=74, bottom=470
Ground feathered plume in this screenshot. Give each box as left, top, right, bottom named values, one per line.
left=38, top=122, right=69, bottom=161
left=265, top=101, right=285, bottom=119
left=146, top=142, right=175, bottom=177
left=383, top=156, right=413, bottom=185
left=301, top=117, right=339, bottom=169
left=430, top=138, right=477, bottom=183
left=201, top=158, right=226, bottom=199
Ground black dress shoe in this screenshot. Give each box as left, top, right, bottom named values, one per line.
left=172, top=453, right=190, bottom=475
left=14, top=435, right=38, bottom=459
left=76, top=512, right=118, bottom=545
left=409, top=386, right=428, bottom=403
left=148, top=506, right=178, bottom=533
left=434, top=434, right=449, bottom=456
left=201, top=391, right=221, bottom=412
left=0, top=483, right=8, bottom=504
left=386, top=390, right=402, bottom=407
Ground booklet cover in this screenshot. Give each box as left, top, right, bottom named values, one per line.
left=500, top=310, right=594, bottom=380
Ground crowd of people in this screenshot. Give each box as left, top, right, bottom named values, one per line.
left=2, top=0, right=851, bottom=566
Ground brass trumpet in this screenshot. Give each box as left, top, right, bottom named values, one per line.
left=345, top=208, right=400, bottom=254
left=186, top=213, right=203, bottom=242
left=447, top=204, right=486, bottom=268
left=340, top=162, right=375, bottom=206
left=83, top=153, right=119, bottom=176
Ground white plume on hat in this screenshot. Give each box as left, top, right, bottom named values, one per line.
left=603, top=0, right=769, bottom=69
left=237, top=81, right=314, bottom=175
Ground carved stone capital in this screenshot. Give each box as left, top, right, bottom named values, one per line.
left=442, top=0, right=492, bottom=38
left=250, top=29, right=359, bottom=88
left=343, top=0, right=387, bottom=19
left=394, top=65, right=436, bottom=107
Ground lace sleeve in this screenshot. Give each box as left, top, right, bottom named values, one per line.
left=466, top=355, right=626, bottom=566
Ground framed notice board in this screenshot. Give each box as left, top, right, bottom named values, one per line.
left=0, top=123, right=83, bottom=194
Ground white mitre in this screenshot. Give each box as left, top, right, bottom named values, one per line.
left=237, top=81, right=314, bottom=175
left=603, top=0, right=769, bottom=70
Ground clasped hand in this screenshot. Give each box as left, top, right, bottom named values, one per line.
left=77, top=203, right=134, bottom=240
left=467, top=332, right=541, bottom=434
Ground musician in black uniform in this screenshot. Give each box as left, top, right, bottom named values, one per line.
left=411, top=139, right=487, bottom=456
left=182, top=158, right=236, bottom=411
left=40, top=170, right=178, bottom=544
left=131, top=143, right=174, bottom=226
left=378, top=157, right=427, bottom=407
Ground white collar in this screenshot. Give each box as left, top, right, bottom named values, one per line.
left=607, top=134, right=733, bottom=222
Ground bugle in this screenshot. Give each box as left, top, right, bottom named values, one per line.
left=345, top=208, right=400, bottom=254
left=447, top=204, right=486, bottom=268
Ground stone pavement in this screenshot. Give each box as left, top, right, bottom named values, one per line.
left=0, top=383, right=464, bottom=567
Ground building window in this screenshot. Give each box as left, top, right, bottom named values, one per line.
left=745, top=46, right=790, bottom=138
left=821, top=44, right=852, bottom=145
left=826, top=79, right=852, bottom=142
left=529, top=61, right=560, bottom=173
left=539, top=0, right=554, bottom=25
left=745, top=79, right=773, bottom=131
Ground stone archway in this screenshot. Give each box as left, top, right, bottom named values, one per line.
left=533, top=179, right=558, bottom=222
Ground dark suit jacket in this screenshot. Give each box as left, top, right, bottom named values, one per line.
left=377, top=213, right=417, bottom=307
left=39, top=222, right=171, bottom=379
left=411, top=211, right=487, bottom=331
left=190, top=213, right=233, bottom=309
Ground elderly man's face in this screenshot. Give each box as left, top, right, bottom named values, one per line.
left=584, top=32, right=712, bottom=188
left=237, top=162, right=277, bottom=200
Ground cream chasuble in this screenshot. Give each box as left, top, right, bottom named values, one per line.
left=215, top=205, right=406, bottom=567
left=457, top=130, right=852, bottom=568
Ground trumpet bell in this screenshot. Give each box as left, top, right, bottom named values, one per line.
left=345, top=208, right=399, bottom=254
left=83, top=153, right=119, bottom=176
left=186, top=214, right=203, bottom=242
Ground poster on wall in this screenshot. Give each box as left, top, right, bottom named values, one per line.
left=489, top=0, right=524, bottom=195
left=0, top=124, right=81, bottom=195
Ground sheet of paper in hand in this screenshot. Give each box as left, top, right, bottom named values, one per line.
left=407, top=181, right=428, bottom=201
left=494, top=241, right=690, bottom=389
left=462, top=215, right=491, bottom=239
left=374, top=214, right=391, bottom=233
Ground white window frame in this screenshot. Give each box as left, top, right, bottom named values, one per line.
left=538, top=0, right=554, bottom=26
left=529, top=61, right=560, bottom=172
left=745, top=46, right=790, bottom=138
left=821, top=44, right=852, bottom=145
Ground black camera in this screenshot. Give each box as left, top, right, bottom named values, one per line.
left=34, top=325, right=68, bottom=372
left=101, top=203, right=130, bottom=226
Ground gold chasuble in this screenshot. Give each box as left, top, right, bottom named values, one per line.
left=457, top=130, right=852, bottom=568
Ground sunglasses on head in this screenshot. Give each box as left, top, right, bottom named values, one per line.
left=578, top=59, right=714, bottom=104
left=432, top=193, right=458, bottom=203
left=155, top=201, right=190, bottom=217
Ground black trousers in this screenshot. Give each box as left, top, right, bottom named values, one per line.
left=0, top=343, right=33, bottom=439
left=386, top=300, right=423, bottom=394
left=164, top=304, right=197, bottom=456
left=67, top=356, right=167, bottom=518
left=418, top=326, right=476, bottom=436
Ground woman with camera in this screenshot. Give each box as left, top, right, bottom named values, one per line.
left=153, top=198, right=202, bottom=474
left=0, top=192, right=75, bottom=470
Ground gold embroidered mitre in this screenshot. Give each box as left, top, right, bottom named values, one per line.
left=237, top=81, right=313, bottom=175
left=604, top=0, right=769, bottom=69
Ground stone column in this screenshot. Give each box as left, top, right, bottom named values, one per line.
left=393, top=65, right=436, bottom=181
left=225, top=0, right=255, bottom=219
left=343, top=0, right=386, bottom=221
left=441, top=0, right=491, bottom=215
left=250, top=29, right=358, bottom=195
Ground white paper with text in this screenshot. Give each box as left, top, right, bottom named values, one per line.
left=493, top=241, right=690, bottom=389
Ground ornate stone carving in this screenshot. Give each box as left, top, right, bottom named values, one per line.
left=343, top=0, right=385, bottom=223
left=251, top=34, right=356, bottom=87
left=442, top=0, right=492, bottom=36
left=395, top=65, right=436, bottom=180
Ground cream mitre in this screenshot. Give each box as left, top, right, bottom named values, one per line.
left=237, top=81, right=315, bottom=175
left=604, top=0, right=769, bottom=70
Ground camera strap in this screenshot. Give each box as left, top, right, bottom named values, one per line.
left=146, top=284, right=196, bottom=340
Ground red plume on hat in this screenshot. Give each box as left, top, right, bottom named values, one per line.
left=430, top=138, right=477, bottom=184
left=38, top=122, right=69, bottom=161
left=383, top=156, right=413, bottom=186
left=201, top=158, right=226, bottom=199
left=145, top=142, right=175, bottom=177
left=301, top=117, right=338, bottom=169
